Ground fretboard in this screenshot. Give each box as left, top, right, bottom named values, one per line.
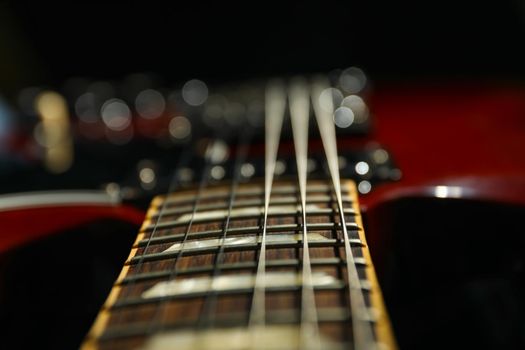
left=81, top=179, right=396, bottom=350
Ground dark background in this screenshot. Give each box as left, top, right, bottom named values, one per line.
left=1, top=0, right=525, bottom=93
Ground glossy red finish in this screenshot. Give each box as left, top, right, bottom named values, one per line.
left=358, top=82, right=525, bottom=210
left=0, top=204, right=144, bottom=254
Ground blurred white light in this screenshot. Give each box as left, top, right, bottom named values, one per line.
left=339, top=67, right=367, bottom=94
left=138, top=160, right=157, bottom=190
left=169, top=116, right=192, bottom=140
left=355, top=161, right=370, bottom=175
left=135, top=89, right=166, bottom=119
left=333, top=106, right=355, bottom=128
left=372, top=149, right=389, bottom=164
left=101, top=99, right=132, bottom=131
left=358, top=180, right=372, bottom=194
left=211, top=165, right=226, bottom=180
left=319, top=88, right=343, bottom=112
left=205, top=140, right=229, bottom=164
left=240, top=163, right=255, bottom=178
left=434, top=186, right=462, bottom=198
left=140, top=167, right=155, bottom=184
left=341, top=95, right=369, bottom=123
left=182, top=79, right=208, bottom=106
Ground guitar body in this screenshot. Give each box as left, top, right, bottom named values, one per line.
left=358, top=83, right=525, bottom=349
left=363, top=82, right=525, bottom=209
left=1, top=81, right=525, bottom=349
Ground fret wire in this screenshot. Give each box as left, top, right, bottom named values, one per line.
left=146, top=141, right=217, bottom=336
left=289, top=77, right=321, bottom=349
left=121, top=257, right=368, bottom=285
left=198, top=127, right=253, bottom=329
left=149, top=194, right=354, bottom=218
left=129, top=238, right=364, bottom=264
left=142, top=207, right=357, bottom=231
left=137, top=222, right=361, bottom=247
left=248, top=80, right=286, bottom=343
left=113, top=282, right=355, bottom=309
left=100, top=306, right=361, bottom=342
left=159, top=183, right=350, bottom=207
left=312, top=77, right=377, bottom=350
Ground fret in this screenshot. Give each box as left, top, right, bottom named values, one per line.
left=161, top=233, right=340, bottom=254
left=136, top=222, right=361, bottom=247
left=148, top=194, right=354, bottom=218
left=141, top=207, right=356, bottom=232
left=142, top=271, right=341, bottom=300
left=111, top=280, right=371, bottom=309
left=117, top=247, right=368, bottom=304
left=127, top=238, right=367, bottom=265
left=156, top=183, right=351, bottom=208
left=119, top=257, right=368, bottom=285
left=99, top=307, right=362, bottom=342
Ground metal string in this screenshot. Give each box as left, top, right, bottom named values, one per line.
left=311, top=77, right=377, bottom=350
left=106, top=142, right=194, bottom=347
left=288, top=77, right=321, bottom=350
left=248, top=80, right=286, bottom=344
left=147, top=140, right=218, bottom=334
left=197, top=127, right=253, bottom=328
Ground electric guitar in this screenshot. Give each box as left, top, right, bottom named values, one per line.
left=1, top=70, right=525, bottom=349
left=76, top=76, right=397, bottom=349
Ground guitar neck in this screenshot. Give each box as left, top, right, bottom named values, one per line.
left=82, top=179, right=396, bottom=350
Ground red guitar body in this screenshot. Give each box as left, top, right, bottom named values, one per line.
left=363, top=82, right=525, bottom=209
left=358, top=82, right=525, bottom=349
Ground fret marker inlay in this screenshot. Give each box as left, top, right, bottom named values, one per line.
left=174, top=204, right=322, bottom=224
left=142, top=272, right=339, bottom=299
left=163, top=233, right=331, bottom=253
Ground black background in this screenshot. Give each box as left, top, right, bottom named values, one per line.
left=1, top=0, right=525, bottom=92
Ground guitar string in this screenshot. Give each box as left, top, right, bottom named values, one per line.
left=147, top=141, right=217, bottom=335
left=196, top=126, right=253, bottom=329
left=311, top=77, right=377, bottom=350
left=288, top=77, right=321, bottom=349
left=248, top=79, right=286, bottom=343
left=105, top=140, right=194, bottom=346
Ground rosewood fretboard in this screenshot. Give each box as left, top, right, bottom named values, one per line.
left=81, top=179, right=395, bottom=350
